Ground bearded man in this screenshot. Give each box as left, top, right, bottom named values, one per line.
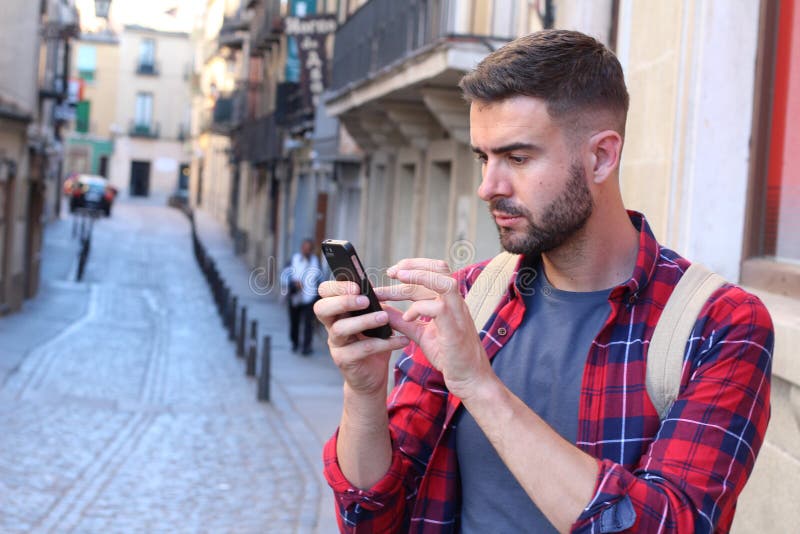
left=313, top=30, right=773, bottom=533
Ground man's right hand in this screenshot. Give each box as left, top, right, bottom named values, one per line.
left=313, top=281, right=410, bottom=396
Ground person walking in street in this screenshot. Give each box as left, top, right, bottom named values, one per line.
left=288, top=238, right=321, bottom=355
left=313, top=30, right=773, bottom=533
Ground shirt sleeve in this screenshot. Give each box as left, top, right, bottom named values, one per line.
left=572, top=287, right=774, bottom=533
left=322, top=341, right=450, bottom=533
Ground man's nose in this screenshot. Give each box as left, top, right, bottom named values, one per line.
left=477, top=161, right=512, bottom=201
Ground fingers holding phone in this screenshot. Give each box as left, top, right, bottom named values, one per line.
left=315, top=242, right=410, bottom=396
left=314, top=282, right=387, bottom=345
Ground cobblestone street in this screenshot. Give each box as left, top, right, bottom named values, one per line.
left=0, top=201, right=342, bottom=533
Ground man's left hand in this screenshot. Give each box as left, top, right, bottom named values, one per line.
left=377, top=258, right=495, bottom=400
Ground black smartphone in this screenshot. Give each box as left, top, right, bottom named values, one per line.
left=321, top=239, right=393, bottom=339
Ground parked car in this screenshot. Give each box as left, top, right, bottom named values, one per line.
left=65, top=174, right=117, bottom=216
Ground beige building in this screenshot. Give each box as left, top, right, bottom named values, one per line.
left=190, top=0, right=248, bottom=227
left=613, top=1, right=799, bottom=531
left=109, top=25, right=193, bottom=200
left=0, top=0, right=78, bottom=313
left=192, top=0, right=341, bottom=276
left=65, top=31, right=119, bottom=178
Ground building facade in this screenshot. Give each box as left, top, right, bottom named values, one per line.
left=108, top=25, right=193, bottom=200
left=65, top=30, right=119, bottom=179
left=190, top=0, right=799, bottom=528
left=614, top=1, right=799, bottom=531
left=0, top=0, right=79, bottom=314
left=191, top=0, right=344, bottom=278
left=190, top=0, right=248, bottom=227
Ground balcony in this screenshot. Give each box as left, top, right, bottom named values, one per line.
left=274, top=82, right=314, bottom=135
left=237, top=115, right=280, bottom=164
left=330, top=0, right=516, bottom=94
left=136, top=60, right=160, bottom=76
left=200, top=90, right=246, bottom=135
left=249, top=0, right=283, bottom=52
left=219, top=11, right=251, bottom=50
left=129, top=121, right=160, bottom=138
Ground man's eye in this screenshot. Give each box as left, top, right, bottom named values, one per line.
left=509, top=155, right=528, bottom=165
left=474, top=154, right=487, bottom=164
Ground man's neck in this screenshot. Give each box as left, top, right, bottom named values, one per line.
left=540, top=207, right=639, bottom=292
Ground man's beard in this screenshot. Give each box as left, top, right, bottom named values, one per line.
left=490, top=162, right=594, bottom=256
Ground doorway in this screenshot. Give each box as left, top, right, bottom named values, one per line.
left=98, top=155, right=109, bottom=178
left=130, top=160, right=151, bottom=197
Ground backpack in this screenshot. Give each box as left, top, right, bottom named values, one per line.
left=464, top=252, right=725, bottom=420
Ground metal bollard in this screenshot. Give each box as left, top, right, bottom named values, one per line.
left=221, top=286, right=230, bottom=320
left=213, top=271, right=222, bottom=303
left=237, top=306, right=247, bottom=357
left=228, top=296, right=238, bottom=340
left=246, top=320, right=258, bottom=376
left=246, top=344, right=256, bottom=376
left=257, top=335, right=271, bottom=402
left=219, top=285, right=228, bottom=319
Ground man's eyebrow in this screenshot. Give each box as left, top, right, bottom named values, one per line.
left=471, top=142, right=538, bottom=155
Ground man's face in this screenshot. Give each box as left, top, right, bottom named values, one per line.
left=471, top=96, right=593, bottom=256
left=302, top=241, right=313, bottom=256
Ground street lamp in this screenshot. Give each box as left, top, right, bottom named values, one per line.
left=95, top=0, right=111, bottom=19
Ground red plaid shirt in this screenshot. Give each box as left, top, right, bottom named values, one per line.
left=323, top=212, right=773, bottom=533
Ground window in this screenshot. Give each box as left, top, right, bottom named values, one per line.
left=77, top=45, right=96, bottom=82
left=135, top=92, right=153, bottom=129
left=138, top=39, right=156, bottom=74
left=743, top=0, right=800, bottom=296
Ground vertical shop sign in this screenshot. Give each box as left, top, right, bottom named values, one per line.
left=283, top=15, right=337, bottom=110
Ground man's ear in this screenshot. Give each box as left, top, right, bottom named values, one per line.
left=588, top=130, right=623, bottom=184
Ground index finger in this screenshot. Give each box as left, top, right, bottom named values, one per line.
left=318, top=280, right=361, bottom=298
left=388, top=258, right=451, bottom=276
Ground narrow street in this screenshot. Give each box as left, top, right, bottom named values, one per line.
left=0, top=200, right=342, bottom=533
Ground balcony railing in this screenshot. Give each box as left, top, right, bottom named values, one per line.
left=129, top=121, right=160, bottom=138
left=219, top=10, right=251, bottom=49
left=330, top=0, right=516, bottom=93
left=249, top=0, right=283, bottom=52
left=136, top=60, right=160, bottom=76
left=197, top=90, right=247, bottom=135
left=238, top=114, right=280, bottom=164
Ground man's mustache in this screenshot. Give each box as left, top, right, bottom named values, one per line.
left=489, top=199, right=528, bottom=218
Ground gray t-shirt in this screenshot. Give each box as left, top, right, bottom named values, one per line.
left=456, top=261, right=611, bottom=533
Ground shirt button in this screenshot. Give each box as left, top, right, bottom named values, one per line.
left=628, top=295, right=637, bottom=304
left=497, top=327, right=507, bottom=336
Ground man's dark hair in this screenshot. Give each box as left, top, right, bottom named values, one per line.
left=459, top=30, right=629, bottom=136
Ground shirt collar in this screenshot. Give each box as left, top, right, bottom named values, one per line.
left=609, top=210, right=659, bottom=303
left=508, top=210, right=659, bottom=303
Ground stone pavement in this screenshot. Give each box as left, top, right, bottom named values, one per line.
left=0, top=199, right=343, bottom=533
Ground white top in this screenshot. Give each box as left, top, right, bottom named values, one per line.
left=289, top=253, right=322, bottom=306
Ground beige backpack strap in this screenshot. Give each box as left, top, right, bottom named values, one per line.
left=647, top=263, right=726, bottom=420
left=465, top=252, right=520, bottom=333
